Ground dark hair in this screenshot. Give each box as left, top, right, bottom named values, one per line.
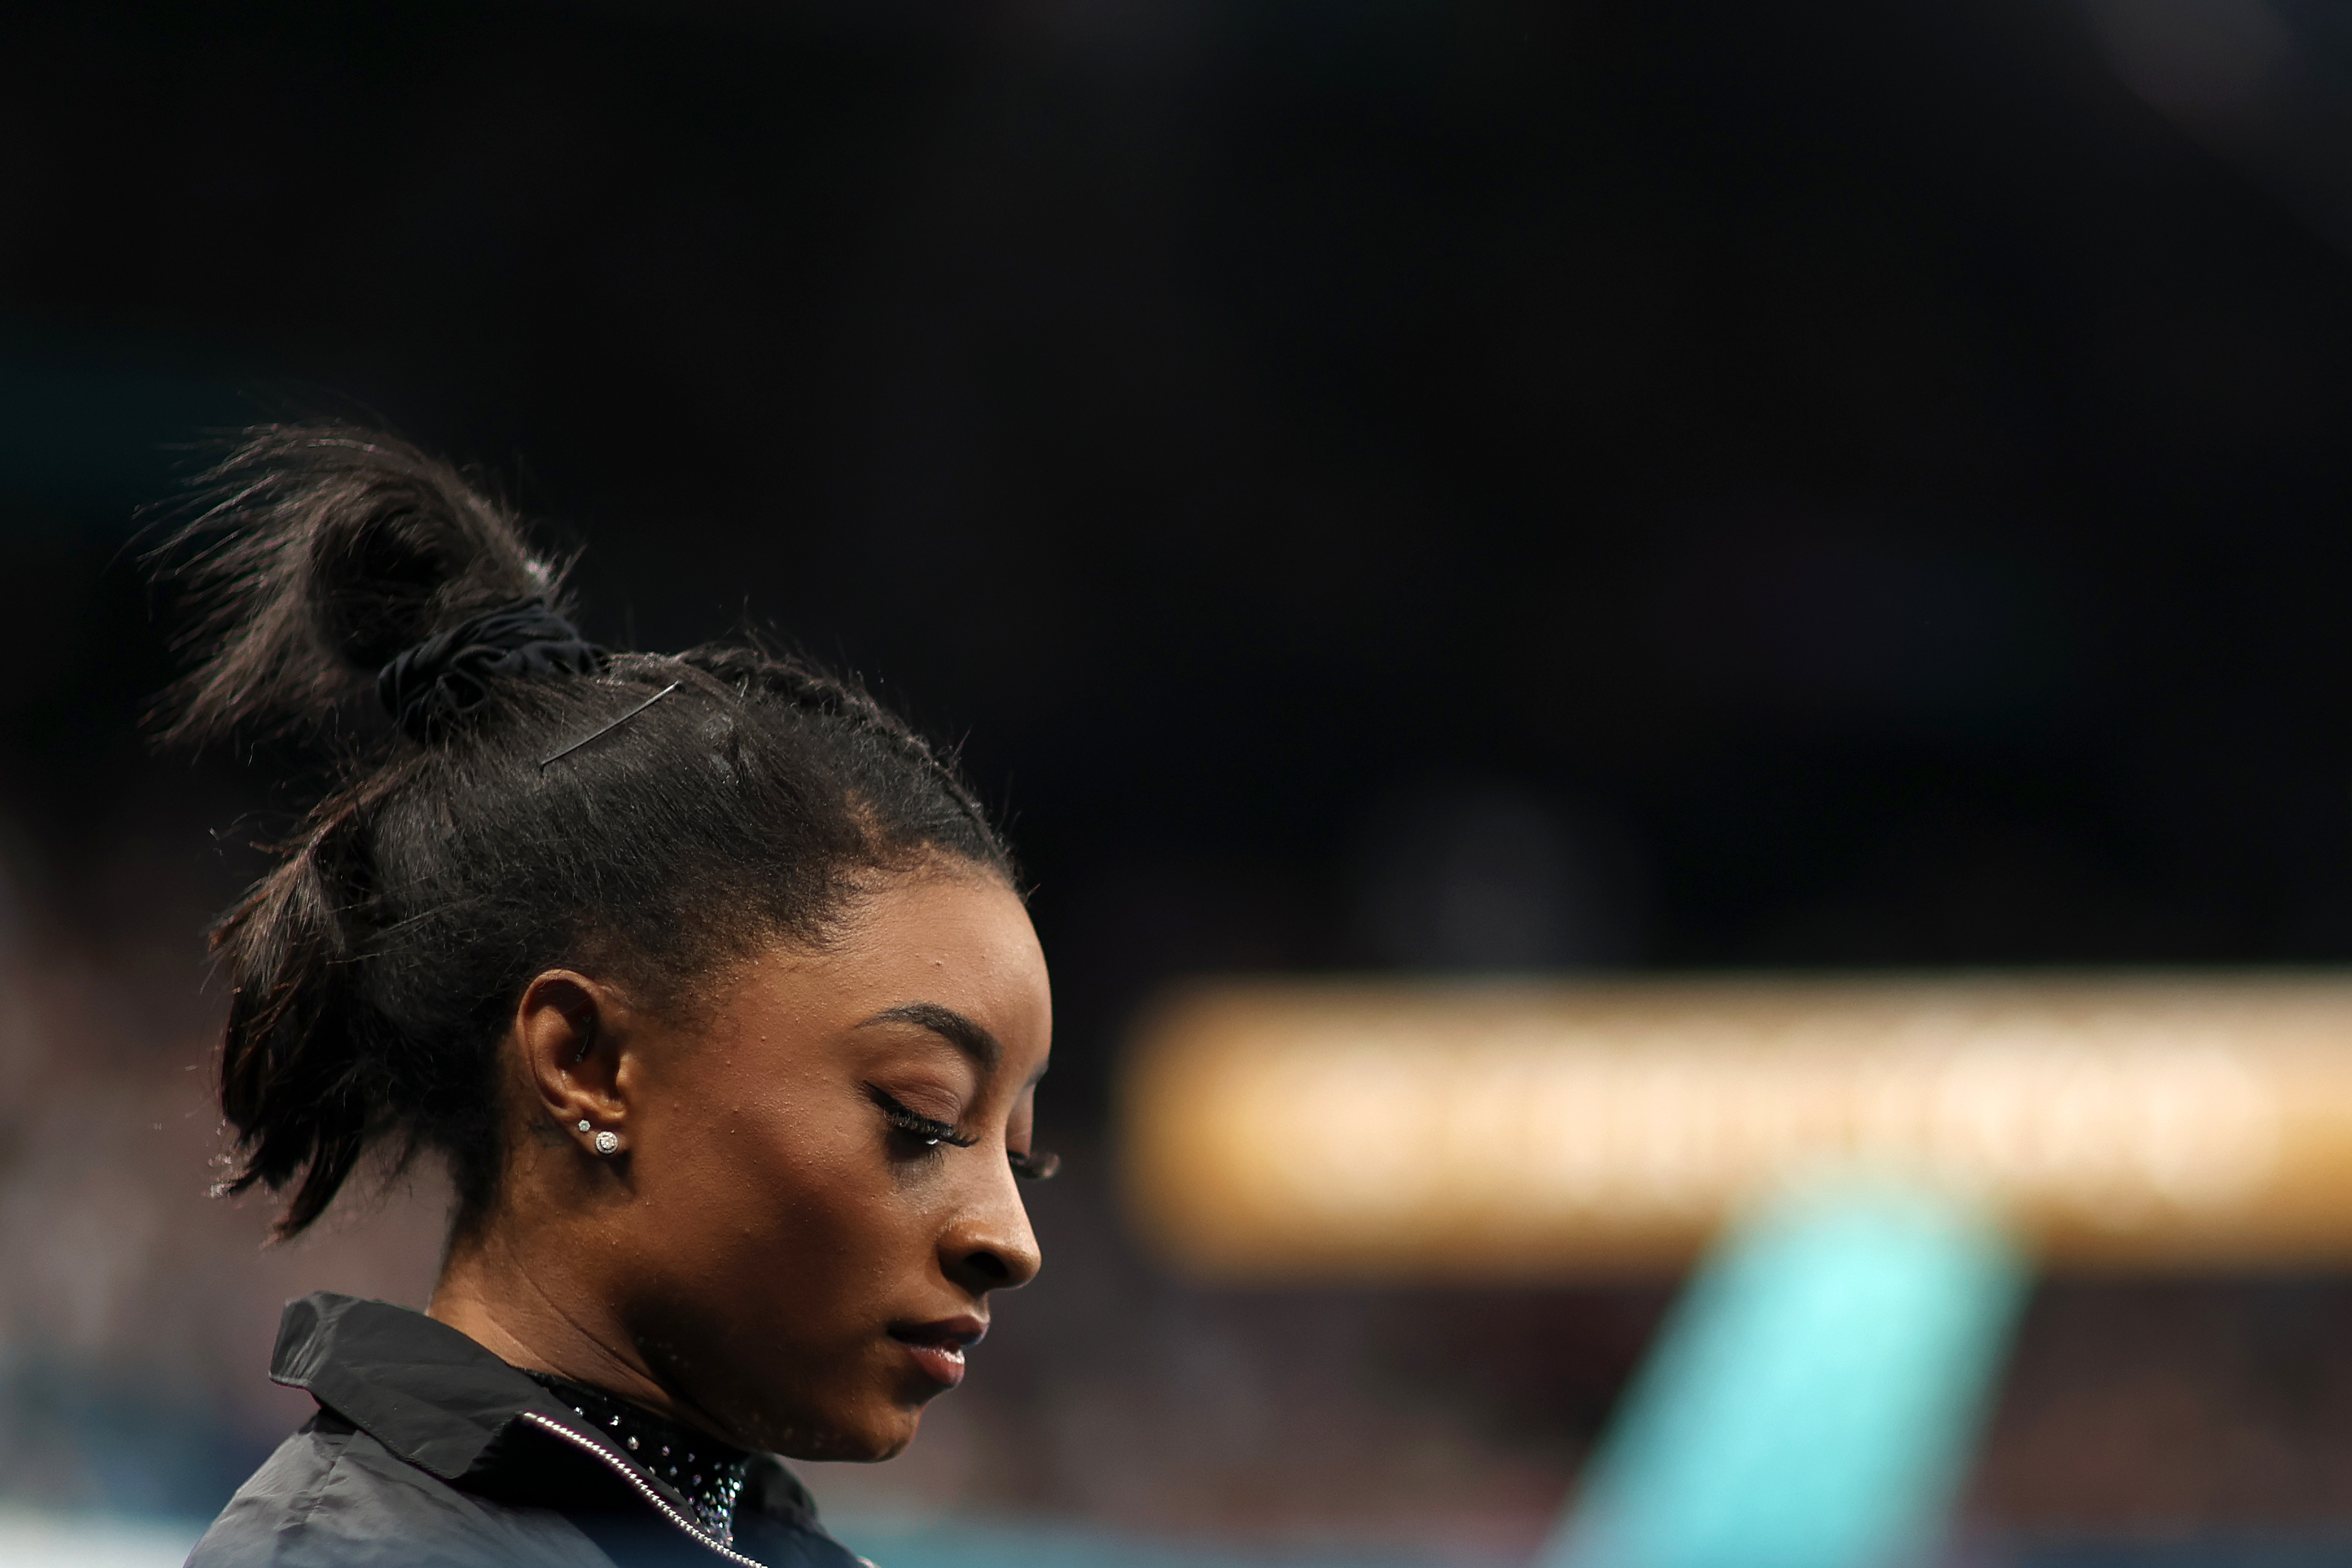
left=157, top=425, right=1012, bottom=1238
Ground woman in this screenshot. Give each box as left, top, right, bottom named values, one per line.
left=167, top=427, right=1055, bottom=1567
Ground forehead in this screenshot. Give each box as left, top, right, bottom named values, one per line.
left=722, top=870, right=1052, bottom=1071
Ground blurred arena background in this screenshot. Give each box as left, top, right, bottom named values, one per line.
left=10, top=0, right=2352, bottom=1563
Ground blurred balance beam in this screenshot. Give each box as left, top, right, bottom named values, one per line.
left=1121, top=975, right=2352, bottom=1278
left=1119, top=976, right=2352, bottom=1568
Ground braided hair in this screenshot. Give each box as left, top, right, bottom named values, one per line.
left=157, top=425, right=1012, bottom=1238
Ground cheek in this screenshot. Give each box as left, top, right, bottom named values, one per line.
left=639, top=1095, right=912, bottom=1321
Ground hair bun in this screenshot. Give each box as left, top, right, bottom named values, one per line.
left=158, top=424, right=558, bottom=747
left=376, top=600, right=602, bottom=740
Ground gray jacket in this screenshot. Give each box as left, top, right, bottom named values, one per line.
left=188, top=1293, right=869, bottom=1568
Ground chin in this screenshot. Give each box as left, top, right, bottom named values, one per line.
left=767, top=1403, right=923, bottom=1464
left=857, top=1425, right=919, bottom=1464
left=845, top=1403, right=925, bottom=1462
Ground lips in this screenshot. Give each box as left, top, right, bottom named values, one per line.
left=889, top=1316, right=985, bottom=1390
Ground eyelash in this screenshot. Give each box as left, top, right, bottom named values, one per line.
left=863, top=1085, right=1061, bottom=1179
left=865, top=1085, right=979, bottom=1150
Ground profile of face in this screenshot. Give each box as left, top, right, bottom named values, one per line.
left=438, top=866, right=1052, bottom=1462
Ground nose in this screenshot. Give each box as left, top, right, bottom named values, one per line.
left=941, top=1157, right=1042, bottom=1297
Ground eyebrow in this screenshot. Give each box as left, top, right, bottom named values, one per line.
left=856, top=1001, right=1003, bottom=1074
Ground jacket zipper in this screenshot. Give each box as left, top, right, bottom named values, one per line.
left=519, top=1409, right=768, bottom=1568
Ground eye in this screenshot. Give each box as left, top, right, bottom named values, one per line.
left=863, top=1084, right=978, bottom=1151
left=1009, top=1149, right=1061, bottom=1181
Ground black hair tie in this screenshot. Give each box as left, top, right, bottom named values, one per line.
left=376, top=600, right=602, bottom=740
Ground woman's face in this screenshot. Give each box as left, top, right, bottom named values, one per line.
left=604, top=869, right=1052, bottom=1460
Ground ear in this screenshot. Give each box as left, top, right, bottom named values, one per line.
left=513, top=969, right=635, bottom=1157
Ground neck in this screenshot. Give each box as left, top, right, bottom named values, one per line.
left=428, top=1212, right=737, bottom=1445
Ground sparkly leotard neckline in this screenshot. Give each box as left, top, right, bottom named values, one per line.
left=523, top=1370, right=753, bottom=1543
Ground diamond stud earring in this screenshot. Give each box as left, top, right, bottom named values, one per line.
left=593, top=1130, right=622, bottom=1156
left=576, top=1119, right=591, bottom=1133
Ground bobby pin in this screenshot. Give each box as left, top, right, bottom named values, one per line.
left=538, top=681, right=681, bottom=770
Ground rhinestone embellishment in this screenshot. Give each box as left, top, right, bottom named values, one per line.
left=525, top=1372, right=752, bottom=1545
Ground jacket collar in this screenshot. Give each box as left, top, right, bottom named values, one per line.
left=269, top=1291, right=586, bottom=1483
left=269, top=1292, right=828, bottom=1554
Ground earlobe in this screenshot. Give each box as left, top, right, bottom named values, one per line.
left=569, top=1116, right=623, bottom=1157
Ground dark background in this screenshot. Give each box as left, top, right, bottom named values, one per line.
left=8, top=0, right=2352, bottom=1551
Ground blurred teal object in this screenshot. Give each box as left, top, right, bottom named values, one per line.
left=1545, top=1179, right=2027, bottom=1568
